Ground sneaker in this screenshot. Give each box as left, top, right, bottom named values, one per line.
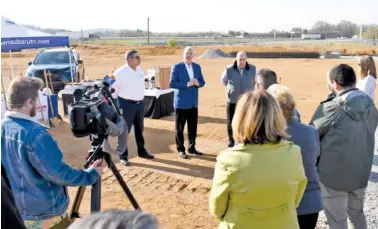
left=120, top=159, right=130, bottom=166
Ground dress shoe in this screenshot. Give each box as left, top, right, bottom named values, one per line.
left=188, top=150, right=203, bottom=156
left=139, top=152, right=155, bottom=159
left=179, top=151, right=189, bottom=159
left=120, top=159, right=130, bottom=166
left=228, top=140, right=235, bottom=148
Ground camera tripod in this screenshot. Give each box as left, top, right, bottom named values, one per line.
left=69, top=134, right=141, bottom=220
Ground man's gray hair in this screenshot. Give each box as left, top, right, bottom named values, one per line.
left=236, top=51, right=247, bottom=59
left=125, top=50, right=138, bottom=60
left=183, top=46, right=194, bottom=54
left=68, top=210, right=159, bottom=229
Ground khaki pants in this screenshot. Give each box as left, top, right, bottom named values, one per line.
left=320, top=182, right=367, bottom=229
left=24, top=213, right=73, bottom=229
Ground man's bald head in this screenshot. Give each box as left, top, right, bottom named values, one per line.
left=255, top=69, right=278, bottom=90
left=236, top=51, right=247, bottom=69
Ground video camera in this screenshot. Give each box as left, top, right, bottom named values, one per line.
left=68, top=77, right=141, bottom=218
left=68, top=77, right=125, bottom=138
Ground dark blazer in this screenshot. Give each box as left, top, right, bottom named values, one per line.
left=2, top=164, right=27, bottom=229
left=286, top=120, right=322, bottom=215
left=169, top=61, right=205, bottom=109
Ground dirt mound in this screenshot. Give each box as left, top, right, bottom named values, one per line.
left=80, top=44, right=102, bottom=50
left=1, top=51, right=35, bottom=58
left=73, top=45, right=180, bottom=56
left=146, top=46, right=180, bottom=56
left=199, top=49, right=229, bottom=59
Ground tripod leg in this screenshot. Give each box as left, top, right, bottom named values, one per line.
left=70, top=186, right=86, bottom=219
left=91, top=178, right=101, bottom=213
left=106, top=157, right=141, bottom=210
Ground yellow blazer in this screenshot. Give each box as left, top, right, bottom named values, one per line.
left=209, top=140, right=307, bottom=229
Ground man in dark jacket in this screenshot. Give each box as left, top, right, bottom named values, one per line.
left=221, top=51, right=256, bottom=147
left=310, top=64, right=378, bottom=229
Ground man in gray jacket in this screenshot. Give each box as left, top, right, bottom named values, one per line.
left=310, top=64, right=378, bottom=229
left=221, top=51, right=256, bottom=147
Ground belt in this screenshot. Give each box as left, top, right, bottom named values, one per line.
left=124, top=99, right=143, bottom=104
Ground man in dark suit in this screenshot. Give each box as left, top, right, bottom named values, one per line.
left=169, top=46, right=206, bottom=159
left=2, top=164, right=27, bottom=229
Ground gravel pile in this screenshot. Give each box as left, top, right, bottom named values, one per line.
left=324, top=51, right=341, bottom=59
left=198, top=49, right=229, bottom=59
left=315, top=130, right=378, bottom=229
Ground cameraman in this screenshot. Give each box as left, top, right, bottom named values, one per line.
left=1, top=76, right=103, bottom=229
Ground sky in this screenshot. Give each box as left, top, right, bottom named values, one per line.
left=2, top=0, right=378, bottom=33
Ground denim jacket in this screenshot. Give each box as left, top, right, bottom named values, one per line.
left=1, top=111, right=99, bottom=221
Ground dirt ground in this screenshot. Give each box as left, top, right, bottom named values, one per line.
left=1, top=46, right=378, bottom=229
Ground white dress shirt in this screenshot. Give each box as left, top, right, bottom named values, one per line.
left=356, top=75, right=376, bottom=101
left=112, top=64, right=145, bottom=101
left=185, top=62, right=194, bottom=80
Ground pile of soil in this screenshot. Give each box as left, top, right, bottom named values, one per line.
left=198, top=49, right=229, bottom=59
left=324, top=51, right=341, bottom=59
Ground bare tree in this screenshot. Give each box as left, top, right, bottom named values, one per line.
left=337, top=20, right=358, bottom=38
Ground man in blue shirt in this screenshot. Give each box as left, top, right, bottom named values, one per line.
left=1, top=76, right=102, bottom=226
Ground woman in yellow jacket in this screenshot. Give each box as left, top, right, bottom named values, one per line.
left=209, top=90, right=307, bottom=229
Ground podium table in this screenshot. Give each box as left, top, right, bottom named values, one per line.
left=144, top=88, right=174, bottom=119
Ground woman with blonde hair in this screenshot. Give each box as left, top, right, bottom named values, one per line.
left=267, top=84, right=322, bottom=229
left=357, top=55, right=376, bottom=100
left=209, top=90, right=307, bottom=229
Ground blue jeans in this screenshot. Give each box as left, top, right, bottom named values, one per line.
left=118, top=98, right=146, bottom=159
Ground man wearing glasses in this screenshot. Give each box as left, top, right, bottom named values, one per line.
left=221, top=51, right=256, bottom=147
left=112, top=50, right=154, bottom=166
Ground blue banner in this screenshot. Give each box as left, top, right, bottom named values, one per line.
left=1, top=36, right=69, bottom=52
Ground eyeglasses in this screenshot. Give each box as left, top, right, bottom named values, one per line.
left=132, top=56, right=140, bottom=60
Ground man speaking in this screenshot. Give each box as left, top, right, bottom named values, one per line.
left=112, top=50, right=154, bottom=166
left=170, top=47, right=206, bottom=159
left=221, top=51, right=256, bottom=147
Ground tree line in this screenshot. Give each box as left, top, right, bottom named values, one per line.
left=24, top=20, right=378, bottom=39
left=306, top=20, right=377, bottom=39
left=228, top=21, right=377, bottom=39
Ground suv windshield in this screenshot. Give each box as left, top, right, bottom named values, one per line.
left=33, top=51, right=70, bottom=65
